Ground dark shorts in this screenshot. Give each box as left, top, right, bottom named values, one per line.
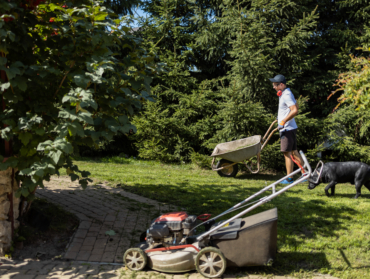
left=280, top=129, right=297, bottom=152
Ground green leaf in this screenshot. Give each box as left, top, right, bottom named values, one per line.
left=118, top=115, right=128, bottom=124
left=49, top=150, right=62, bottom=165
left=69, top=173, right=79, bottom=181
left=5, top=68, right=20, bottom=80
left=0, top=82, right=10, bottom=91
left=37, top=140, right=53, bottom=151
left=0, top=57, right=7, bottom=65
left=67, top=122, right=85, bottom=137
left=94, top=12, right=108, bottom=21
left=18, top=133, right=32, bottom=146
left=105, top=230, right=116, bottom=236
left=0, top=157, right=18, bottom=171
left=79, top=177, right=92, bottom=189
left=21, top=187, right=29, bottom=197
left=19, top=168, right=33, bottom=175
left=15, top=189, right=22, bottom=198
left=35, top=128, right=45, bottom=136
left=74, top=74, right=91, bottom=88
left=78, top=112, right=94, bottom=125
left=10, top=76, right=27, bottom=91
left=34, top=169, right=44, bottom=178
left=54, top=140, right=73, bottom=154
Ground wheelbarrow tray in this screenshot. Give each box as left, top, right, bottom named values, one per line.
left=210, top=135, right=261, bottom=163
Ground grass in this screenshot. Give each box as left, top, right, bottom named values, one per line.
left=65, top=156, right=370, bottom=279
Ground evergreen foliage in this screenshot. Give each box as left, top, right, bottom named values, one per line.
left=91, top=0, right=370, bottom=170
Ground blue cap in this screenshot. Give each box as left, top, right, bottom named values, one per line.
left=269, top=74, right=286, bottom=84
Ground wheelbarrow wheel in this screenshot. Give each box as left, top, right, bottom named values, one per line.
left=195, top=247, right=227, bottom=278
left=216, top=159, right=238, bottom=177
left=123, top=248, right=147, bottom=271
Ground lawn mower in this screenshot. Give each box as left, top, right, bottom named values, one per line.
left=123, top=151, right=314, bottom=278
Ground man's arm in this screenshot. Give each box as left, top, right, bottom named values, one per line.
left=282, top=104, right=298, bottom=123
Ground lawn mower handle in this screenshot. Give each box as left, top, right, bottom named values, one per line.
left=195, top=150, right=312, bottom=242
left=300, top=150, right=311, bottom=174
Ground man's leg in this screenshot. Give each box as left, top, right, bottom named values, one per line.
left=292, top=150, right=304, bottom=168
left=284, top=151, right=294, bottom=178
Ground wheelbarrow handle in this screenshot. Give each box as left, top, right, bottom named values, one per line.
left=262, top=120, right=278, bottom=142
left=261, top=127, right=278, bottom=151
left=242, top=153, right=261, bottom=174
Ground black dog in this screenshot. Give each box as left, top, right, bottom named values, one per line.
left=308, top=161, right=370, bottom=199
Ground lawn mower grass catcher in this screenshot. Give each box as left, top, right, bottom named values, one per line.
left=123, top=151, right=313, bottom=278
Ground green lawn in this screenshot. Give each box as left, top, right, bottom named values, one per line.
left=67, top=157, right=370, bottom=279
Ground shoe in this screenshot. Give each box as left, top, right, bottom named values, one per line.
left=299, top=174, right=308, bottom=183
left=279, top=178, right=293, bottom=184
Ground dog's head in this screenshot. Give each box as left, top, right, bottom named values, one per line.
left=307, top=170, right=321, bottom=190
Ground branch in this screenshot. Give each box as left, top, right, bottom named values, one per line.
left=54, top=60, right=76, bottom=99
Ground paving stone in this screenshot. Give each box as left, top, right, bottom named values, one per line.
left=25, top=269, right=41, bottom=275
left=0, top=272, right=19, bottom=279
left=88, top=254, right=103, bottom=262
left=6, top=261, right=30, bottom=269
left=0, top=264, right=13, bottom=270
left=84, top=265, right=101, bottom=275
left=76, top=250, right=92, bottom=261
left=61, top=266, right=79, bottom=276
left=74, top=229, right=88, bottom=239
left=64, top=251, right=78, bottom=260
left=83, top=237, right=97, bottom=246
left=81, top=245, right=94, bottom=251
left=101, top=252, right=115, bottom=262
left=102, top=221, right=114, bottom=228
left=9, top=275, right=37, bottom=279
left=104, top=245, right=117, bottom=252
left=67, top=242, right=83, bottom=252
left=38, top=264, right=58, bottom=275
left=114, top=255, right=123, bottom=263
left=80, top=221, right=92, bottom=230
left=87, top=231, right=99, bottom=237
left=22, top=262, right=46, bottom=270
left=105, top=215, right=117, bottom=222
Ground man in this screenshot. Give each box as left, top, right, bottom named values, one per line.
left=269, top=74, right=304, bottom=184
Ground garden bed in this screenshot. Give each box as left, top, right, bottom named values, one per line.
left=10, top=198, right=79, bottom=261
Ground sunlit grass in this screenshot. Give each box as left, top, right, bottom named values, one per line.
left=66, top=156, right=370, bottom=279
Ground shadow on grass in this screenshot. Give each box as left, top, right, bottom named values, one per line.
left=226, top=251, right=331, bottom=276
left=235, top=173, right=282, bottom=181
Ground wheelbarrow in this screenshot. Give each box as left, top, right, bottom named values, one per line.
left=210, top=120, right=278, bottom=177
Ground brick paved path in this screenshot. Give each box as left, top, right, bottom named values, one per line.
left=37, top=176, right=178, bottom=263
left=0, top=176, right=340, bottom=279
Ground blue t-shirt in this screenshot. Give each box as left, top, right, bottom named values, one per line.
left=278, top=88, right=298, bottom=132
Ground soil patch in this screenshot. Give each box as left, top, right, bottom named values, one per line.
left=10, top=197, right=79, bottom=261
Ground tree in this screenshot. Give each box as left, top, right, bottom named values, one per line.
left=103, top=0, right=141, bottom=16
left=0, top=0, right=158, bottom=200
left=330, top=53, right=370, bottom=111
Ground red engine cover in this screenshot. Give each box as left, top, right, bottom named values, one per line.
left=155, top=211, right=188, bottom=222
